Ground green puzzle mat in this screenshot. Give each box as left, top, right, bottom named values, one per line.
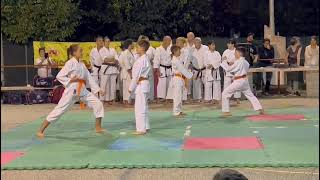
left=1, top=107, right=319, bottom=170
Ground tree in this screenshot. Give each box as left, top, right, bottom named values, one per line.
left=1, top=0, right=80, bottom=44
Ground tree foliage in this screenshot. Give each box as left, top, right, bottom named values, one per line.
left=1, top=0, right=80, bottom=43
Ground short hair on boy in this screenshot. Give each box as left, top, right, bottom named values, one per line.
left=104, top=36, right=110, bottom=41
left=311, top=35, right=317, bottom=42
left=176, top=37, right=186, bottom=44
left=69, top=44, right=80, bottom=56
left=137, top=39, right=150, bottom=51
left=207, top=40, right=215, bottom=46
left=195, top=37, right=202, bottom=42
left=247, top=32, right=255, bottom=37
left=121, top=39, right=133, bottom=50
left=138, top=35, right=149, bottom=41
left=236, top=46, right=246, bottom=57
left=95, top=35, right=103, bottom=41
left=213, top=169, right=248, bottom=180
left=170, top=45, right=181, bottom=54
left=228, top=39, right=236, bottom=45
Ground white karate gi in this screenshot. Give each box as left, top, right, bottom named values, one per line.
left=154, top=45, right=172, bottom=99
left=180, top=47, right=192, bottom=100
left=146, top=46, right=156, bottom=100
left=222, top=48, right=241, bottom=99
left=118, top=49, right=135, bottom=101
left=99, top=47, right=119, bottom=101
left=204, top=50, right=222, bottom=101
left=171, top=56, right=193, bottom=115
left=221, top=57, right=262, bottom=112
left=46, top=57, right=104, bottom=122
left=129, top=54, right=151, bottom=132
left=89, top=47, right=103, bottom=84
left=185, top=44, right=195, bottom=97
left=191, top=45, right=208, bottom=100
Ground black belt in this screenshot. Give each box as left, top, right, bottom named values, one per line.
left=102, top=63, right=118, bottom=74
left=211, top=68, right=218, bottom=80
left=192, top=66, right=205, bottom=79
left=159, top=64, right=172, bottom=77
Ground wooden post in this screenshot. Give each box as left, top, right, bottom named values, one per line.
left=269, top=0, right=275, bottom=35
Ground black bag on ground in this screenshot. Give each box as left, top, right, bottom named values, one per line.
left=4, top=92, right=23, bottom=104
left=29, top=90, right=50, bottom=104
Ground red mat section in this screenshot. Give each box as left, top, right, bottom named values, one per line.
left=1, top=151, right=25, bottom=165
left=183, top=137, right=263, bottom=150
left=247, top=114, right=305, bottom=121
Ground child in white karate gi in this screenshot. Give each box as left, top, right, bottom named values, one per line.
left=118, top=39, right=135, bottom=105
left=171, top=45, right=193, bottom=116
left=37, top=44, right=105, bottom=138
left=204, top=41, right=222, bottom=104
left=221, top=47, right=264, bottom=117
left=129, top=40, right=151, bottom=135
left=222, top=39, right=241, bottom=104
left=89, top=36, right=104, bottom=85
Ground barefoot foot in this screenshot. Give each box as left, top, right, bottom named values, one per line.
left=36, top=132, right=45, bottom=139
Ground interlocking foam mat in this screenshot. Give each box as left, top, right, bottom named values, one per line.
left=1, top=107, right=319, bottom=170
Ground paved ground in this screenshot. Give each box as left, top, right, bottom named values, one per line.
left=1, top=98, right=319, bottom=180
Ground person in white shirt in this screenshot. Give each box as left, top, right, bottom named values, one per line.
left=221, top=39, right=241, bottom=104
left=138, top=35, right=156, bottom=102
left=118, top=39, right=135, bottom=105
left=153, top=36, right=172, bottom=102
left=129, top=40, right=151, bottom=135
left=221, top=47, right=264, bottom=117
left=191, top=37, right=208, bottom=102
left=89, top=36, right=104, bottom=85
left=304, top=36, right=319, bottom=67
left=175, top=37, right=192, bottom=102
left=185, top=32, right=196, bottom=98
left=171, top=45, right=193, bottom=116
left=99, top=36, right=119, bottom=104
left=36, top=44, right=105, bottom=138
left=204, top=41, right=222, bottom=103
left=36, top=48, right=55, bottom=78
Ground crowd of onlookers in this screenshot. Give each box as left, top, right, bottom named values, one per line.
left=3, top=33, right=317, bottom=105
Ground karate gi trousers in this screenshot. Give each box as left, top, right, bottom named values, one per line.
left=135, top=82, right=150, bottom=132
left=222, top=78, right=262, bottom=112
left=172, top=76, right=184, bottom=115
left=47, top=88, right=104, bottom=122
left=224, top=76, right=241, bottom=99
left=100, top=74, right=117, bottom=101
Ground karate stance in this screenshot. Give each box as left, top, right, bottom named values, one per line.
left=100, top=36, right=119, bottom=104
left=89, top=36, right=104, bottom=85
left=129, top=40, right=151, bottom=135
left=171, top=45, right=193, bottom=116
left=118, top=39, right=135, bottom=105
left=153, top=36, right=172, bottom=103
left=222, top=39, right=241, bottom=104
left=37, top=44, right=105, bottom=138
left=221, top=47, right=264, bottom=117
left=204, top=41, right=222, bottom=104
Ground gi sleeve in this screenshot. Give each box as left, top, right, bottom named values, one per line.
left=153, top=48, right=161, bottom=69
left=129, top=62, right=143, bottom=92
left=221, top=60, right=239, bottom=73
left=213, top=53, right=222, bottom=69
left=124, top=52, right=133, bottom=70
left=56, top=61, right=73, bottom=87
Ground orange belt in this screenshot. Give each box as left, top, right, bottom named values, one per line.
left=138, top=77, right=148, bottom=84
left=77, top=79, right=86, bottom=109
left=234, top=74, right=247, bottom=80
left=174, top=73, right=188, bottom=88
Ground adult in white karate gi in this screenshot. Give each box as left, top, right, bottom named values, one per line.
left=129, top=40, right=151, bottom=135
left=185, top=32, right=196, bottom=98
left=221, top=47, right=264, bottom=117
left=37, top=44, right=105, bottom=138
left=191, top=37, right=208, bottom=101
left=118, top=39, right=135, bottom=104
left=99, top=36, right=119, bottom=104
left=176, top=37, right=192, bottom=101
left=153, top=36, right=172, bottom=102
left=89, top=36, right=104, bottom=85
left=222, top=39, right=241, bottom=103
left=204, top=41, right=222, bottom=103
left=171, top=45, right=193, bottom=116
